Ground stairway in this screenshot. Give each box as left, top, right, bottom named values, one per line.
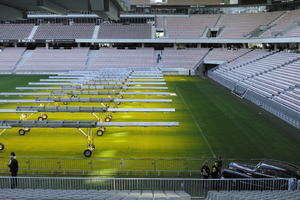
left=13, top=50, right=34, bottom=73
left=92, top=25, right=100, bottom=39
left=85, top=49, right=98, bottom=70
left=27, top=25, right=39, bottom=40
left=214, top=14, right=223, bottom=27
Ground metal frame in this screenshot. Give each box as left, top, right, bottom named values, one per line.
left=0, top=120, right=178, bottom=157
left=0, top=97, right=173, bottom=104
left=16, top=86, right=169, bottom=90
left=28, top=82, right=167, bottom=85
left=0, top=91, right=174, bottom=96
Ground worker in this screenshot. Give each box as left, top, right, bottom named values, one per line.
left=8, top=152, right=19, bottom=189
left=211, top=161, right=220, bottom=178
left=201, top=161, right=210, bottom=179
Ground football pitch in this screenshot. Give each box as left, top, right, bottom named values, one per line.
left=0, top=75, right=299, bottom=166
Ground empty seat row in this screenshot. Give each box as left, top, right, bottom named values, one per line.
left=206, top=190, right=300, bottom=200
left=0, top=189, right=191, bottom=200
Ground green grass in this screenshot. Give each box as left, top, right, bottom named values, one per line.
left=0, top=75, right=299, bottom=172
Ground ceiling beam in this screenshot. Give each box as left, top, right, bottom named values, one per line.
left=36, top=0, right=67, bottom=15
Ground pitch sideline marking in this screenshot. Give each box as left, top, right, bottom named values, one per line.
left=175, top=84, right=216, bottom=158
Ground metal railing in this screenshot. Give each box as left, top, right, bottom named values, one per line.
left=1, top=157, right=298, bottom=177
left=0, top=176, right=293, bottom=198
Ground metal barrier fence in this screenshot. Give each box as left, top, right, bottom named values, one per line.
left=0, top=177, right=293, bottom=198
left=0, top=157, right=281, bottom=177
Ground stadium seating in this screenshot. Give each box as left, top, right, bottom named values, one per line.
left=211, top=50, right=300, bottom=112
left=90, top=48, right=156, bottom=69
left=98, top=23, right=152, bottom=39
left=218, top=12, right=282, bottom=38
left=204, top=48, right=251, bottom=63
left=157, top=15, right=219, bottom=39
left=261, top=10, right=300, bottom=38
left=205, top=190, right=300, bottom=200
left=0, top=48, right=25, bottom=71
left=1, top=10, right=300, bottom=40
left=33, top=23, right=95, bottom=40
left=0, top=189, right=191, bottom=200
left=158, top=48, right=209, bottom=69
left=0, top=24, right=34, bottom=40
left=18, top=48, right=89, bottom=72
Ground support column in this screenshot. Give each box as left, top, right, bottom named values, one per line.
left=45, top=43, right=49, bottom=49
left=197, top=43, right=202, bottom=48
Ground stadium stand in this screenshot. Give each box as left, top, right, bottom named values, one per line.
left=157, top=15, right=219, bottom=39
left=90, top=48, right=156, bottom=69
left=33, top=23, right=95, bottom=40
left=18, top=48, right=89, bottom=72
left=218, top=12, right=283, bottom=39
left=212, top=51, right=300, bottom=96
left=0, top=189, right=191, bottom=200
left=0, top=48, right=25, bottom=72
left=204, top=48, right=251, bottom=63
left=205, top=190, right=300, bottom=200
left=1, top=11, right=300, bottom=40
left=261, top=10, right=300, bottom=38
left=0, top=24, right=34, bottom=40
left=209, top=50, right=300, bottom=128
left=158, top=48, right=209, bottom=69
left=98, top=23, right=152, bottom=39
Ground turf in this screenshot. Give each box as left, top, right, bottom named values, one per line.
left=0, top=75, right=299, bottom=169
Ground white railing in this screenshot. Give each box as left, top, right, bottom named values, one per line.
left=0, top=177, right=293, bottom=198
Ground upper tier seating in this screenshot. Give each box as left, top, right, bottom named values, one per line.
left=98, top=23, right=152, bottom=39
left=219, top=12, right=283, bottom=39
left=158, top=48, right=209, bottom=69
left=33, top=23, right=95, bottom=40
left=90, top=48, right=156, bottom=69
left=1, top=10, right=300, bottom=40
left=0, top=24, right=34, bottom=40
left=206, top=190, right=300, bottom=200
left=261, top=10, right=300, bottom=38
left=0, top=48, right=25, bottom=71
left=19, top=48, right=89, bottom=71
left=159, top=15, right=219, bottom=39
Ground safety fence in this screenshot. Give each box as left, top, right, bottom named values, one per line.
left=1, top=157, right=298, bottom=177
left=0, top=176, right=294, bottom=198
left=0, top=157, right=223, bottom=176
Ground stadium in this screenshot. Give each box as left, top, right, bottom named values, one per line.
left=0, top=0, right=300, bottom=199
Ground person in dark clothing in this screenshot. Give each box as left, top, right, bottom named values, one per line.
left=216, top=156, right=223, bottom=171
left=211, top=161, right=220, bottom=178
left=201, top=161, right=210, bottom=179
left=8, top=152, right=18, bottom=189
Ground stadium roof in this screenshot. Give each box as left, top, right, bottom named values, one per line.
left=0, top=0, right=129, bottom=20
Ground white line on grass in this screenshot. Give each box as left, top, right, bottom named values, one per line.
left=175, top=85, right=216, bottom=158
